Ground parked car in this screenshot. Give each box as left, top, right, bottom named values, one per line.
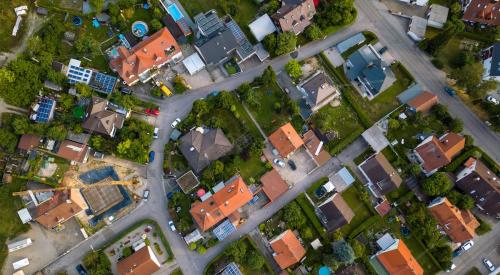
left=146, top=108, right=160, bottom=116
left=168, top=220, right=176, bottom=231
left=461, top=240, right=474, bottom=251
left=171, top=118, right=181, bottom=128
left=143, top=189, right=150, bottom=201
left=273, top=158, right=285, bottom=168
left=76, top=264, right=87, bottom=275
left=452, top=249, right=463, bottom=257
left=486, top=95, right=500, bottom=105
left=167, top=192, right=174, bottom=200
left=483, top=258, right=495, bottom=272
left=288, top=160, right=297, bottom=170
left=148, top=151, right=155, bottom=163
left=153, top=127, right=159, bottom=139
left=120, top=86, right=132, bottom=94
left=208, top=91, right=220, bottom=97
left=444, top=86, right=456, bottom=96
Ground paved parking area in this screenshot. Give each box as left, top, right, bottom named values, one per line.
left=382, top=0, right=427, bottom=17
left=274, top=148, right=317, bottom=184
left=2, top=219, right=85, bottom=275
left=324, top=47, right=345, bottom=67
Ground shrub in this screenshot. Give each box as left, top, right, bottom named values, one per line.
left=122, top=246, right=133, bottom=257
left=188, top=242, right=197, bottom=251
left=154, top=242, right=163, bottom=255
left=432, top=58, right=444, bottom=69
left=197, top=245, right=207, bottom=254
left=476, top=218, right=492, bottom=235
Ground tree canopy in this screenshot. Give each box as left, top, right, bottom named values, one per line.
left=421, top=172, right=453, bottom=196
left=332, top=240, right=355, bottom=265
left=283, top=201, right=307, bottom=229
left=286, top=59, right=303, bottom=80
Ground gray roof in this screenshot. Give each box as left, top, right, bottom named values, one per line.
left=408, top=16, right=427, bottom=40
left=428, top=4, right=449, bottom=26
left=248, top=14, right=277, bottom=41
left=344, top=45, right=396, bottom=97
left=488, top=43, right=500, bottom=77
left=179, top=128, right=233, bottom=173
left=359, top=153, right=402, bottom=195
left=316, top=194, right=354, bottom=232
left=194, top=10, right=224, bottom=38
left=337, top=33, right=366, bottom=54
left=300, top=71, right=338, bottom=107
left=195, top=28, right=239, bottom=65
left=397, top=83, right=423, bottom=103
left=82, top=97, right=124, bottom=137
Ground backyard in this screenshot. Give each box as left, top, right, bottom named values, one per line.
left=245, top=82, right=304, bottom=135
left=338, top=186, right=373, bottom=236
left=0, top=0, right=28, bottom=51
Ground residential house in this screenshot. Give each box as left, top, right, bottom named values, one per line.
left=361, top=124, right=390, bottom=153
left=218, top=262, right=243, bottom=275
left=56, top=140, right=90, bottom=164
left=190, top=176, right=253, bottom=231
left=117, top=245, right=161, bottom=275
left=260, top=169, right=289, bottom=203
left=193, top=10, right=256, bottom=66
left=427, top=4, right=449, bottom=29
left=462, top=0, right=500, bottom=26
left=359, top=153, right=403, bottom=197
left=481, top=43, right=500, bottom=81
left=29, top=189, right=86, bottom=230
left=407, top=91, right=438, bottom=113
left=161, top=14, right=187, bottom=44
left=298, top=71, right=340, bottom=113
left=344, top=44, right=396, bottom=99
left=371, top=236, right=424, bottom=275
left=455, top=158, right=500, bottom=217
left=269, top=122, right=304, bottom=158
left=413, top=133, right=465, bottom=176
left=109, top=27, right=183, bottom=86
left=30, top=97, right=56, bottom=123
left=428, top=197, right=479, bottom=243
left=17, top=134, right=41, bottom=153
left=302, top=130, right=331, bottom=166
left=269, top=229, right=306, bottom=270
left=82, top=97, right=125, bottom=138
left=272, top=0, right=316, bottom=35
left=315, top=193, right=355, bottom=232
left=249, top=14, right=277, bottom=41
left=407, top=16, right=427, bottom=41
left=179, top=127, right=233, bottom=173
left=65, top=59, right=118, bottom=94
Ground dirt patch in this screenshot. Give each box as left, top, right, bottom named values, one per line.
left=301, top=57, right=320, bottom=79
left=37, top=162, right=58, bottom=177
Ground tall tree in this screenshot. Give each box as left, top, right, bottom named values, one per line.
left=421, top=172, right=453, bottom=196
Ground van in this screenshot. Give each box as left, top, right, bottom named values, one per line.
left=153, top=127, right=159, bottom=139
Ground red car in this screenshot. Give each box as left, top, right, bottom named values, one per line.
left=145, top=108, right=160, bottom=116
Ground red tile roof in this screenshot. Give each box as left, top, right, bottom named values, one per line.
left=302, top=130, right=331, bottom=166
left=110, top=28, right=181, bottom=85
left=117, top=246, right=160, bottom=275
left=34, top=190, right=83, bottom=229
left=463, top=0, right=500, bottom=26
left=17, top=134, right=41, bottom=151
left=270, top=230, right=306, bottom=270
left=415, top=133, right=465, bottom=173
left=260, top=169, right=289, bottom=202
left=56, top=140, right=89, bottom=163
left=428, top=197, right=479, bottom=243
left=269, top=123, right=304, bottom=158
left=190, top=176, right=253, bottom=231
left=408, top=91, right=438, bottom=113
left=377, top=239, right=424, bottom=275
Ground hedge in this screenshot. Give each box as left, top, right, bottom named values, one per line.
left=319, top=52, right=372, bottom=128
left=347, top=215, right=382, bottom=240
left=296, top=194, right=329, bottom=240
left=328, top=127, right=364, bottom=155
left=393, top=62, right=415, bottom=82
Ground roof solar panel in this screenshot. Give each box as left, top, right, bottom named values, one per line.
left=213, top=219, right=236, bottom=241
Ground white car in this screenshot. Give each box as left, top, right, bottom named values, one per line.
left=446, top=263, right=456, bottom=272
left=461, top=240, right=474, bottom=251
left=483, top=258, right=495, bottom=272
left=171, top=118, right=181, bottom=128
left=143, top=189, right=150, bottom=201
left=153, top=128, right=159, bottom=139
left=273, top=158, right=285, bottom=168
left=486, top=95, right=500, bottom=105
left=168, top=220, right=176, bottom=232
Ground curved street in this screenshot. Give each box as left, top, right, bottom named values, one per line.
left=43, top=0, right=500, bottom=274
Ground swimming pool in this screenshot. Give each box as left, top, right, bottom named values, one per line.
left=167, top=3, right=184, bottom=21
left=131, top=21, right=149, bottom=37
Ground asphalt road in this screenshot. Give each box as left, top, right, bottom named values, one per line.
left=43, top=0, right=500, bottom=274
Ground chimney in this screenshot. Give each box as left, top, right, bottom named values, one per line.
left=225, top=201, right=229, bottom=206
left=143, top=48, right=148, bottom=53
left=190, top=147, right=195, bottom=151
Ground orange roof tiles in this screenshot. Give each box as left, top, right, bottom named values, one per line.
left=415, top=133, right=465, bottom=173
left=428, top=197, right=479, bottom=243
left=117, top=246, right=160, bottom=275
left=34, top=190, right=83, bottom=229
left=190, top=176, right=253, bottom=231
left=270, top=230, right=306, bottom=270
left=269, top=123, right=304, bottom=158
left=110, top=28, right=181, bottom=85
left=408, top=91, right=438, bottom=113
left=260, top=169, right=289, bottom=202
left=377, top=239, right=424, bottom=275
left=302, top=130, right=331, bottom=166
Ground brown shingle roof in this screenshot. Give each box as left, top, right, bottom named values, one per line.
left=317, top=193, right=355, bottom=232
left=117, top=246, right=160, bottom=275
left=82, top=97, right=124, bottom=137
left=190, top=176, right=253, bottom=231
left=33, top=190, right=83, bottom=229
left=269, top=123, right=304, bottom=158
left=415, top=133, right=465, bottom=174
left=56, top=140, right=89, bottom=163
left=407, top=91, right=438, bottom=113
left=272, top=0, right=316, bottom=35
left=270, top=229, right=306, bottom=270
left=17, top=134, right=41, bottom=151
left=300, top=71, right=339, bottom=109
left=428, top=197, right=479, bottom=243
left=377, top=239, right=424, bottom=275
left=359, top=153, right=402, bottom=195
left=110, top=28, right=182, bottom=85
left=302, top=130, right=331, bottom=166
left=260, top=169, right=289, bottom=202
left=463, top=0, right=500, bottom=26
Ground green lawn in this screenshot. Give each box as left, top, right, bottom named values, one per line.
left=339, top=186, right=372, bottom=236
left=246, top=82, right=304, bottom=135
left=0, top=178, right=31, bottom=269
left=238, top=153, right=269, bottom=183
left=0, top=0, right=28, bottom=51
left=305, top=177, right=330, bottom=203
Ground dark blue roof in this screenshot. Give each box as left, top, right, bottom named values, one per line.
left=35, top=97, right=55, bottom=123
left=490, top=43, right=500, bottom=77
left=89, top=72, right=117, bottom=94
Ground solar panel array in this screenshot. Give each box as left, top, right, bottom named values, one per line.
left=221, top=262, right=243, bottom=275
left=213, top=219, right=236, bottom=241
left=89, top=72, right=117, bottom=94
left=67, top=65, right=92, bottom=84
left=226, top=20, right=245, bottom=43
left=226, top=19, right=255, bottom=59
left=35, top=97, right=55, bottom=123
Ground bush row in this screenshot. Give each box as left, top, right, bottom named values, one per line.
left=296, top=194, right=329, bottom=240
left=347, top=215, right=381, bottom=240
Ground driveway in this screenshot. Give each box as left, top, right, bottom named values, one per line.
left=274, top=148, right=317, bottom=184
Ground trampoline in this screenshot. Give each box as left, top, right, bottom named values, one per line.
left=167, top=4, right=184, bottom=21
left=131, top=21, right=148, bottom=38
left=72, top=16, right=83, bottom=26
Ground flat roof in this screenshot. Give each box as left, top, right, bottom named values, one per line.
left=337, top=33, right=366, bottom=54
left=176, top=170, right=200, bottom=193
left=248, top=14, right=277, bottom=41
left=408, top=16, right=427, bottom=39
left=182, top=52, right=205, bottom=75
left=81, top=186, right=124, bottom=215
left=362, top=125, right=389, bottom=153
